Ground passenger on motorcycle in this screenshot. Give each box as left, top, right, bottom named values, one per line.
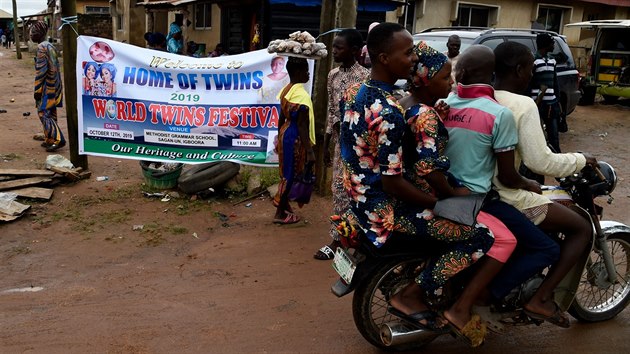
left=395, top=40, right=518, bottom=346
left=442, top=45, right=561, bottom=325
left=493, top=41, right=595, bottom=328
left=339, top=23, right=494, bottom=341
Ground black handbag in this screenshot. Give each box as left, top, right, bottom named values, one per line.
left=432, top=193, right=487, bottom=226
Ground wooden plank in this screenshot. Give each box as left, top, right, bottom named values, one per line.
left=0, top=177, right=52, bottom=191
left=9, top=187, right=54, bottom=200
left=0, top=169, right=55, bottom=177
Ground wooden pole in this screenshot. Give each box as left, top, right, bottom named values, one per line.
left=313, top=0, right=336, bottom=196
left=60, top=0, right=88, bottom=169
left=11, top=0, right=21, bottom=59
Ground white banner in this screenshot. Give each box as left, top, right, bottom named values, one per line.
left=76, top=36, right=314, bottom=165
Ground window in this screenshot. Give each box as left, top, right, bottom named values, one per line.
left=479, top=37, right=504, bottom=51
left=85, top=6, right=110, bottom=15
left=454, top=5, right=489, bottom=27
left=195, top=3, right=212, bottom=29
left=533, top=7, right=563, bottom=33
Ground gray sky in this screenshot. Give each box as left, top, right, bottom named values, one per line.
left=0, top=0, right=48, bottom=17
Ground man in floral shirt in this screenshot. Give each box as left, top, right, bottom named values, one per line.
left=339, top=23, right=494, bottom=333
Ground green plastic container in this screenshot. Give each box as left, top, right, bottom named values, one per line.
left=139, top=161, right=183, bottom=189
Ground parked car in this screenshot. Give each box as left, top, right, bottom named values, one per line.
left=412, top=27, right=581, bottom=115
left=566, top=20, right=630, bottom=104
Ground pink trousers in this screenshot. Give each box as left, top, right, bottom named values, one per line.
left=477, top=211, right=517, bottom=263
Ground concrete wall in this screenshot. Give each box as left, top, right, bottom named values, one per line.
left=183, top=4, right=221, bottom=56
left=112, top=0, right=146, bottom=47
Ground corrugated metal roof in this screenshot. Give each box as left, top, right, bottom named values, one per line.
left=136, top=0, right=197, bottom=6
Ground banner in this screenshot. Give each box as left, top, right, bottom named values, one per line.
left=77, top=36, right=314, bottom=166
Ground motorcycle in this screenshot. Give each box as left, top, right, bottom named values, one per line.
left=331, top=162, right=630, bottom=350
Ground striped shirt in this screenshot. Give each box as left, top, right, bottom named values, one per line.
left=530, top=52, right=558, bottom=104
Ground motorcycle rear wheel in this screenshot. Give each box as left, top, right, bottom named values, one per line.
left=352, top=257, right=440, bottom=351
left=569, top=233, right=630, bottom=322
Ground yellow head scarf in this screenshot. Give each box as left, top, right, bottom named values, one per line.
left=279, top=83, right=316, bottom=145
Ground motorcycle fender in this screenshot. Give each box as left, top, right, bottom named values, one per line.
left=600, top=220, right=630, bottom=236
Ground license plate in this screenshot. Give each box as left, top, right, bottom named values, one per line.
left=332, top=248, right=356, bottom=284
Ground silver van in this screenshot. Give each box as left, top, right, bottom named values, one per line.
left=567, top=20, right=630, bottom=104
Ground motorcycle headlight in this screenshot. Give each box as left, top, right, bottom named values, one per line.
left=596, top=161, right=617, bottom=195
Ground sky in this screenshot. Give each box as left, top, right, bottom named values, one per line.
left=0, top=0, right=48, bottom=17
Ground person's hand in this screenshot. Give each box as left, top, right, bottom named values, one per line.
left=324, top=149, right=332, bottom=167
left=582, top=152, right=597, bottom=167
left=435, top=100, right=450, bottom=120
left=524, top=179, right=542, bottom=194
left=307, top=149, right=316, bottom=163
left=34, top=92, right=42, bottom=101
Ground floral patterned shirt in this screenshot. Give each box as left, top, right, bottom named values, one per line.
left=340, top=80, right=413, bottom=247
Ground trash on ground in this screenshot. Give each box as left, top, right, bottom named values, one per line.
left=45, top=154, right=74, bottom=170
left=96, top=176, right=109, bottom=181
left=161, top=196, right=171, bottom=202
left=143, top=192, right=165, bottom=198
left=192, top=232, right=198, bottom=239
left=245, top=202, right=252, bottom=207
left=133, top=224, right=144, bottom=231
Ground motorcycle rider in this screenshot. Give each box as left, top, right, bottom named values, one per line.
left=339, top=23, right=494, bottom=335
left=493, top=41, right=595, bottom=327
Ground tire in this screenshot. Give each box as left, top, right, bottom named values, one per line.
left=569, top=233, right=630, bottom=322
left=602, top=94, right=619, bottom=104
left=177, top=161, right=240, bottom=194
left=351, top=257, right=440, bottom=351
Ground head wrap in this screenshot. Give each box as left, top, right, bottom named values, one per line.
left=167, top=22, right=182, bottom=39
left=30, top=21, right=48, bottom=39
left=411, top=41, right=448, bottom=87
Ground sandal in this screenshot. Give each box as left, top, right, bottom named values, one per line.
left=387, top=307, right=450, bottom=333
left=273, top=212, right=300, bottom=225
left=523, top=302, right=570, bottom=328
left=314, top=245, right=335, bottom=260
left=446, top=314, right=487, bottom=348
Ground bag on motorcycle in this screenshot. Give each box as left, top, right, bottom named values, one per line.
left=433, top=193, right=486, bottom=226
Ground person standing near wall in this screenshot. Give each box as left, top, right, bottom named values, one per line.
left=30, top=21, right=65, bottom=152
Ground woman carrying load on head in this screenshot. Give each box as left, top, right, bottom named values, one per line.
left=272, top=57, right=316, bottom=225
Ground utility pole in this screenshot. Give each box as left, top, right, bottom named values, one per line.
left=60, top=0, right=88, bottom=169
left=11, top=0, right=21, bottom=59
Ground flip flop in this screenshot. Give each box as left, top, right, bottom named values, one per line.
left=523, top=302, right=571, bottom=328
left=446, top=314, right=487, bottom=348
left=273, top=213, right=300, bottom=225
left=387, top=306, right=450, bottom=333
left=314, top=245, right=335, bottom=260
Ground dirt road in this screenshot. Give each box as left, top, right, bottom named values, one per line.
left=0, top=46, right=629, bottom=353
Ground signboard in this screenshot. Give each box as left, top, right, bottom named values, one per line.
left=77, top=36, right=313, bottom=165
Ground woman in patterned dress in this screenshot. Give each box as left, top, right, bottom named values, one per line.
left=30, top=21, right=65, bottom=152
left=272, top=57, right=316, bottom=224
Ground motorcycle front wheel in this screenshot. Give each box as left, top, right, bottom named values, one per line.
left=352, top=257, right=440, bottom=351
left=569, top=233, right=630, bottom=322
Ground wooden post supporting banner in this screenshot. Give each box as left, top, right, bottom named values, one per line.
left=60, top=0, right=88, bottom=169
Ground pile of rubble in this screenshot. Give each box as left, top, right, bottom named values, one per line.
left=0, top=156, right=91, bottom=222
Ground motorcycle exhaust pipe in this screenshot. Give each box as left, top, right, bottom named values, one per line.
left=380, top=322, right=441, bottom=347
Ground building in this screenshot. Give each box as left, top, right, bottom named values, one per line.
left=112, top=0, right=403, bottom=54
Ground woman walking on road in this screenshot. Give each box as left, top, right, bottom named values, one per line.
left=30, top=21, right=65, bottom=152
